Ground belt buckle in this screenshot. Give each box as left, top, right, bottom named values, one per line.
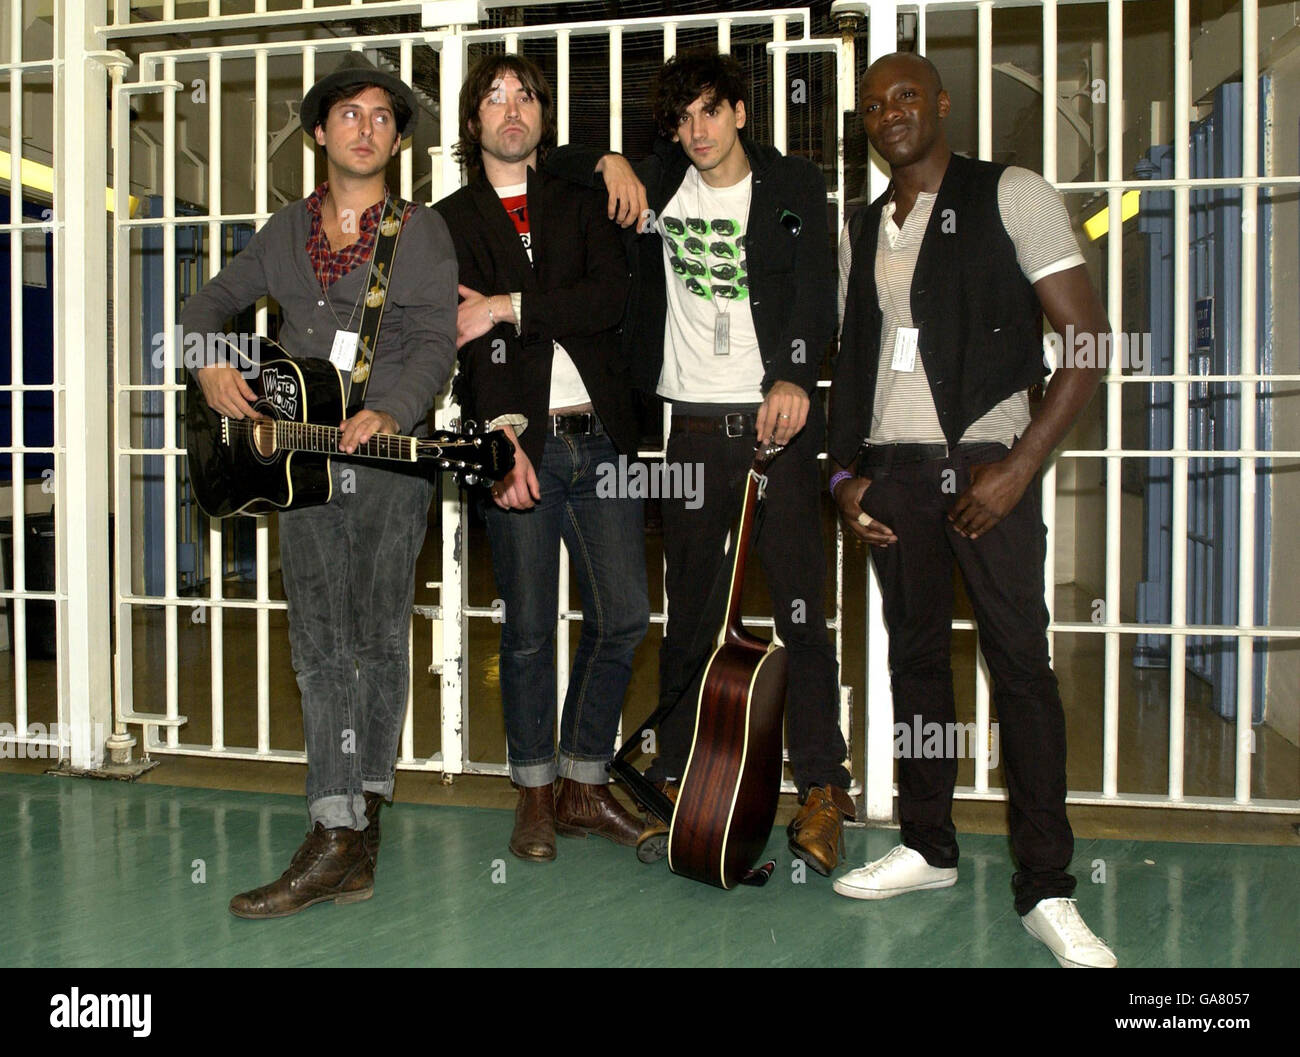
left=724, top=413, right=746, bottom=439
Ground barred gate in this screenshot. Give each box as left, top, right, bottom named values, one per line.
left=3, top=0, right=1298, bottom=821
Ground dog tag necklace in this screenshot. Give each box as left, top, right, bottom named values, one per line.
left=695, top=171, right=752, bottom=356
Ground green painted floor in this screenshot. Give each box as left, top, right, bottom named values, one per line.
left=1, top=773, right=1295, bottom=968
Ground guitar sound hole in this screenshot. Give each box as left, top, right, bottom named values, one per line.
left=251, top=419, right=277, bottom=460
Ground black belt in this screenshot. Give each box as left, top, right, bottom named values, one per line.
left=670, top=412, right=758, bottom=439
left=549, top=412, right=604, bottom=436
left=857, top=442, right=1006, bottom=469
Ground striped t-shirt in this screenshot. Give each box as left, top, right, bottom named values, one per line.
left=837, top=165, right=1084, bottom=447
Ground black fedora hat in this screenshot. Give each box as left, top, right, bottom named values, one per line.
left=300, top=52, right=418, bottom=138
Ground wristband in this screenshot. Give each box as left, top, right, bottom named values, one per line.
left=487, top=297, right=498, bottom=327
left=829, top=469, right=853, bottom=497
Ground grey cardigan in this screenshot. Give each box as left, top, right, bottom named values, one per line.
left=180, top=198, right=458, bottom=435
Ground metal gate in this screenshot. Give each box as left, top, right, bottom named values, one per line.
left=1135, top=79, right=1272, bottom=724
left=4, top=0, right=1298, bottom=821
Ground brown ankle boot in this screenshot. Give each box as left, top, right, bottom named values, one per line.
left=555, top=778, right=644, bottom=847
left=509, top=784, right=557, bottom=862
left=363, top=792, right=385, bottom=867
left=787, top=785, right=856, bottom=876
left=228, top=823, right=374, bottom=919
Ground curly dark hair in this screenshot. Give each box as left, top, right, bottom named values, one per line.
left=652, top=49, right=749, bottom=139
left=453, top=53, right=557, bottom=178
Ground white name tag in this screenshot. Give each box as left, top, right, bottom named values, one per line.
left=329, top=330, right=359, bottom=372
left=891, top=327, right=919, bottom=372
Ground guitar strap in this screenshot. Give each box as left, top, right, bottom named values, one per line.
left=343, top=195, right=411, bottom=418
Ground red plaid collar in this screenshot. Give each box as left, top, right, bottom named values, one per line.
left=306, top=183, right=410, bottom=290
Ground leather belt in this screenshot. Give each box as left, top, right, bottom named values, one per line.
left=858, top=442, right=1004, bottom=468
left=670, top=412, right=758, bottom=439
left=549, top=412, right=604, bottom=436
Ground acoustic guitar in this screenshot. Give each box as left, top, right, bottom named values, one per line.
left=667, top=440, right=789, bottom=890
left=185, top=340, right=514, bottom=519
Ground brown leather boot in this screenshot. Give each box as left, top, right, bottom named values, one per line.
left=787, top=785, right=856, bottom=877
left=363, top=792, right=385, bottom=867
left=635, top=782, right=678, bottom=864
left=228, top=823, right=374, bottom=919
left=509, top=784, right=557, bottom=862
left=555, top=778, right=644, bottom=847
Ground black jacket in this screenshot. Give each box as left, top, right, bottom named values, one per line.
left=547, top=134, right=836, bottom=447
left=433, top=166, right=636, bottom=470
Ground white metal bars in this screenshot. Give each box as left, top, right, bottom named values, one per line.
left=103, top=7, right=856, bottom=792
left=1, top=0, right=116, bottom=768
left=447, top=8, right=856, bottom=789
left=852, top=0, right=1298, bottom=816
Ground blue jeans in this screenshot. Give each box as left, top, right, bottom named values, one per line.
left=481, top=431, right=649, bottom=787
left=279, top=461, right=433, bottom=830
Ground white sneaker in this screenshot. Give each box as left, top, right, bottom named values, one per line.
left=832, top=845, right=958, bottom=900
left=1021, top=898, right=1118, bottom=968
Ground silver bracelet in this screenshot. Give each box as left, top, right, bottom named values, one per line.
left=487, top=297, right=497, bottom=327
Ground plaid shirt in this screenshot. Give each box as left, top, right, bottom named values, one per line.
left=304, top=183, right=416, bottom=290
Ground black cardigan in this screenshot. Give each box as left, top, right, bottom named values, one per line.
left=432, top=165, right=637, bottom=469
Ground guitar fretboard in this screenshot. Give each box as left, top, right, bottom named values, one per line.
left=274, top=419, right=415, bottom=462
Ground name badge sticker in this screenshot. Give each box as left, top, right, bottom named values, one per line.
left=329, top=330, right=360, bottom=372
left=891, top=327, right=919, bottom=372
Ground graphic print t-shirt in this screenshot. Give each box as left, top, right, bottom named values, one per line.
left=495, top=182, right=590, bottom=410
left=657, top=167, right=764, bottom=404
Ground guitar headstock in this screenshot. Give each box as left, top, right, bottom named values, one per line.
left=420, top=423, right=516, bottom=487
left=751, top=437, right=787, bottom=474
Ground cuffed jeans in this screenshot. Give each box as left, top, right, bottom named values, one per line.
left=279, top=461, right=433, bottom=831
left=858, top=443, right=1076, bottom=914
left=647, top=418, right=851, bottom=796
left=481, top=431, right=649, bottom=787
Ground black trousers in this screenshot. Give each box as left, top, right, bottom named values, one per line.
left=858, top=443, right=1076, bottom=915
left=646, top=420, right=851, bottom=796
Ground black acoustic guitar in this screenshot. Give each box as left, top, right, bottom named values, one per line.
left=667, top=440, right=789, bottom=889
left=185, top=344, right=514, bottom=519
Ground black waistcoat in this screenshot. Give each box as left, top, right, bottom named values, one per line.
left=828, top=153, right=1047, bottom=464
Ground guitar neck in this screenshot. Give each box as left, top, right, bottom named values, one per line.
left=273, top=419, right=417, bottom=463
left=722, top=469, right=763, bottom=645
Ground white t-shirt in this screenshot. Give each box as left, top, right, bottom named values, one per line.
left=495, top=181, right=591, bottom=411
left=657, top=167, right=765, bottom=404
left=836, top=165, right=1084, bottom=446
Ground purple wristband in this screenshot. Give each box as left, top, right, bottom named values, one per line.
left=829, top=469, right=853, bottom=496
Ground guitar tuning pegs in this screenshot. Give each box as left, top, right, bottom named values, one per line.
left=462, top=473, right=480, bottom=486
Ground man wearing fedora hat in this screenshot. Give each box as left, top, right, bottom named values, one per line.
left=182, top=52, right=458, bottom=918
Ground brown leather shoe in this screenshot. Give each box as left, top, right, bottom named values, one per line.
left=635, top=782, right=678, bottom=864
left=787, top=785, right=856, bottom=877
left=555, top=778, right=644, bottom=847
left=229, top=823, right=374, bottom=919
left=363, top=792, right=385, bottom=867
left=509, top=784, right=557, bottom=862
